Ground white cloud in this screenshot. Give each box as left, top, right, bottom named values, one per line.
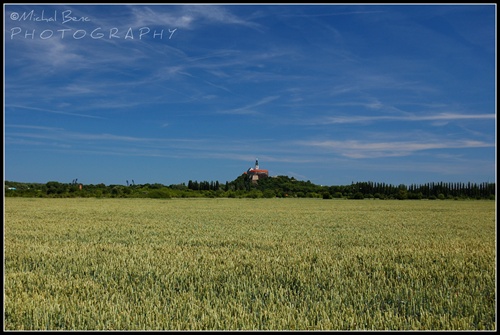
left=297, top=139, right=493, bottom=159
left=306, top=113, right=495, bottom=125
left=127, top=5, right=262, bottom=31
left=128, top=6, right=195, bottom=29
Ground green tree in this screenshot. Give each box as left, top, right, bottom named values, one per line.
left=46, top=181, right=67, bottom=196
left=352, top=192, right=364, bottom=199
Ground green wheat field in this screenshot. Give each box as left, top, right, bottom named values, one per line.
left=4, top=197, right=496, bottom=330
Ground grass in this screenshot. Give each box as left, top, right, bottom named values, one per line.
left=4, top=197, right=496, bottom=330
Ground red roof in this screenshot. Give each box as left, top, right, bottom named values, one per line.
left=247, top=169, right=269, bottom=174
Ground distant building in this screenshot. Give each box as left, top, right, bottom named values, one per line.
left=245, top=158, right=269, bottom=183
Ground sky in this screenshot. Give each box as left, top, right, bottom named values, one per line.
left=3, top=4, right=496, bottom=187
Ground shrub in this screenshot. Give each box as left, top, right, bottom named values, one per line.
left=352, top=192, right=364, bottom=199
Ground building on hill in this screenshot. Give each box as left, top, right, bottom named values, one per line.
left=245, top=158, right=269, bottom=183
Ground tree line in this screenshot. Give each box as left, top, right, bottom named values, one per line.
left=4, top=175, right=495, bottom=200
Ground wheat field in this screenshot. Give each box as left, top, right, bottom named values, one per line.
left=4, top=197, right=496, bottom=330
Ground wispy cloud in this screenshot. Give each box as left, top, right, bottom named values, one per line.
left=297, top=139, right=493, bottom=159
left=218, top=95, right=280, bottom=115
left=128, top=6, right=195, bottom=29
left=128, top=5, right=262, bottom=31
left=305, top=113, right=495, bottom=125
left=6, top=105, right=106, bottom=119
left=5, top=124, right=307, bottom=164
left=7, top=125, right=192, bottom=144
left=183, top=5, right=263, bottom=30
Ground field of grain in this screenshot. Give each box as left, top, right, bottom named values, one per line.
left=4, top=197, right=496, bottom=330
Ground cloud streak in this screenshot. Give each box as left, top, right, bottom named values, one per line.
left=128, top=5, right=263, bottom=31
left=6, top=105, right=106, bottom=119
left=218, top=95, right=280, bottom=115
left=305, top=113, right=495, bottom=125
left=297, top=139, right=494, bottom=159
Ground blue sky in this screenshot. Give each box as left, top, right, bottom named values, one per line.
left=4, top=4, right=496, bottom=186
